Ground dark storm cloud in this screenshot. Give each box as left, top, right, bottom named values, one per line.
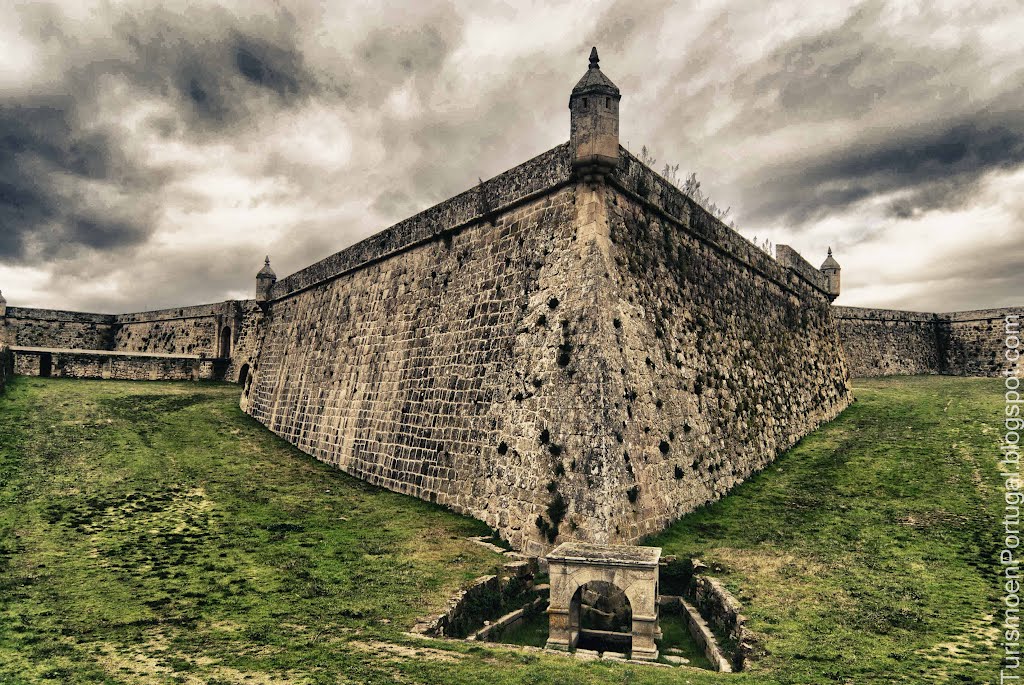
left=0, top=1, right=321, bottom=268
left=744, top=116, right=1024, bottom=225
left=1, top=1, right=1021, bottom=312
left=638, top=0, right=1024, bottom=232
left=0, top=97, right=152, bottom=260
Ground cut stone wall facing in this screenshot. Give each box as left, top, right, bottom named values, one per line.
left=833, top=307, right=941, bottom=377
left=10, top=349, right=220, bottom=381
left=600, top=150, right=851, bottom=542
left=942, top=309, right=1019, bottom=377
left=243, top=144, right=852, bottom=552
left=245, top=182, right=583, bottom=553
left=835, top=305, right=1019, bottom=377
left=0, top=346, right=11, bottom=394
left=2, top=307, right=116, bottom=350
left=0, top=300, right=261, bottom=382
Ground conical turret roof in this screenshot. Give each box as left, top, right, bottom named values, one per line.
left=821, top=247, right=840, bottom=270
left=572, top=47, right=620, bottom=96
left=257, top=256, right=276, bottom=279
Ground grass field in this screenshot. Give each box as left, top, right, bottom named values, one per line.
left=0, top=375, right=1003, bottom=684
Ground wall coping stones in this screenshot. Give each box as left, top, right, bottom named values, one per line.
left=775, top=245, right=829, bottom=292
left=546, top=542, right=661, bottom=569
left=833, top=306, right=938, bottom=322
left=4, top=307, right=116, bottom=324
left=610, top=147, right=832, bottom=302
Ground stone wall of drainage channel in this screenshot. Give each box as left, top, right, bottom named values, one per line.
left=660, top=557, right=757, bottom=672
left=411, top=555, right=547, bottom=639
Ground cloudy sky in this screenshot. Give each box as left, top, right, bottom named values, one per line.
left=1, top=0, right=1021, bottom=313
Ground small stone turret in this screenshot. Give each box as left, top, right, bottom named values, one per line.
left=256, top=256, right=276, bottom=303
left=820, top=248, right=841, bottom=302
left=569, top=47, right=621, bottom=181
left=0, top=289, right=6, bottom=318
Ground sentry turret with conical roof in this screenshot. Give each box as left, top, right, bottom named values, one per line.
left=820, top=247, right=841, bottom=302
left=256, top=256, right=276, bottom=303
left=569, top=47, right=621, bottom=181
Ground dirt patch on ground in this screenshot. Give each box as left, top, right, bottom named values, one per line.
left=349, top=639, right=465, bottom=663
left=913, top=614, right=998, bottom=684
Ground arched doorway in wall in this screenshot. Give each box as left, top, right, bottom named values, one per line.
left=238, top=363, right=250, bottom=389
left=571, top=581, right=632, bottom=655
left=220, top=327, right=232, bottom=359
left=39, top=352, right=52, bottom=378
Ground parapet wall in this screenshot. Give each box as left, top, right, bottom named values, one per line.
left=1, top=301, right=258, bottom=370
left=244, top=145, right=851, bottom=551
left=1, top=300, right=260, bottom=382
left=1, top=307, right=117, bottom=350
left=835, top=306, right=1019, bottom=377
left=11, top=347, right=221, bottom=381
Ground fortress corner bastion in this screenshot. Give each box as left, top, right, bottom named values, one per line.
left=7, top=50, right=1009, bottom=552
left=236, top=50, right=853, bottom=553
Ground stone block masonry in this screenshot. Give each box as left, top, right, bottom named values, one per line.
left=0, top=300, right=262, bottom=383
left=10, top=347, right=221, bottom=381
left=1, top=307, right=116, bottom=350
left=243, top=140, right=851, bottom=552
left=835, top=306, right=1019, bottom=377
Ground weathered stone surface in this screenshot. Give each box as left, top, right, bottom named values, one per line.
left=546, top=541, right=661, bottom=660
left=10, top=347, right=221, bottom=381
left=0, top=346, right=11, bottom=394
left=835, top=306, right=1019, bottom=377
left=1, top=301, right=262, bottom=383
left=242, top=142, right=854, bottom=551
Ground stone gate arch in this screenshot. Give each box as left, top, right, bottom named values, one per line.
left=545, top=542, right=660, bottom=661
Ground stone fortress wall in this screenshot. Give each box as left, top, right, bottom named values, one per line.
left=240, top=128, right=852, bottom=550
left=835, top=306, right=1018, bottom=377
left=0, top=49, right=1015, bottom=552
left=0, top=301, right=260, bottom=382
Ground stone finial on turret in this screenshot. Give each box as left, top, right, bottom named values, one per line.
left=569, top=46, right=621, bottom=182
left=820, top=247, right=841, bottom=302
left=256, top=256, right=277, bottom=303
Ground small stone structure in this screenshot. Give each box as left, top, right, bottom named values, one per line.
left=545, top=542, right=661, bottom=661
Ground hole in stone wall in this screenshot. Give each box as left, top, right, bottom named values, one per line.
left=497, top=442, right=508, bottom=455
left=539, top=429, right=550, bottom=444
left=547, top=297, right=560, bottom=309
left=674, top=465, right=684, bottom=479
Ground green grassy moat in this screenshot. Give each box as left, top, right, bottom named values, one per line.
left=0, top=376, right=1003, bottom=684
